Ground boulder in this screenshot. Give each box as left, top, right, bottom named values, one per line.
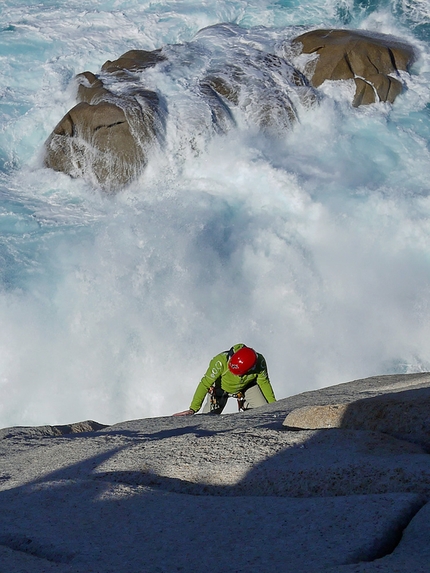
left=43, top=44, right=314, bottom=189
left=44, top=51, right=165, bottom=191
left=43, top=27, right=415, bottom=190
left=101, top=48, right=166, bottom=75
left=283, top=386, right=430, bottom=449
left=292, top=29, right=415, bottom=106
left=44, top=99, right=152, bottom=190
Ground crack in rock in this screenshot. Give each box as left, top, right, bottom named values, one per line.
left=354, top=498, right=427, bottom=564
left=0, top=534, right=75, bottom=564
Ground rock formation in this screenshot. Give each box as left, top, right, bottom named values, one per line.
left=43, top=27, right=415, bottom=190
left=0, top=419, right=108, bottom=439
left=292, top=29, right=415, bottom=106
left=1, top=372, right=430, bottom=571
left=44, top=52, right=165, bottom=191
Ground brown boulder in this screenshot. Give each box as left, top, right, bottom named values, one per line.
left=44, top=44, right=313, bottom=188
left=44, top=72, right=161, bottom=190
left=43, top=28, right=416, bottom=189
left=292, top=29, right=415, bottom=106
left=44, top=100, right=152, bottom=190
left=101, top=48, right=166, bottom=75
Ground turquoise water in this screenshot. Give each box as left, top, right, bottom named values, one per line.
left=1, top=0, right=430, bottom=426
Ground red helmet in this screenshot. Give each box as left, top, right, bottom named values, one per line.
left=228, top=346, right=257, bottom=376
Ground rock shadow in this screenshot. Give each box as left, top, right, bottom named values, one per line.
left=283, top=385, right=430, bottom=452
left=1, top=382, right=430, bottom=571
left=338, top=386, right=430, bottom=452
left=0, top=437, right=426, bottom=572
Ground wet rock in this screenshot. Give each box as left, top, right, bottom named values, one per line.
left=43, top=27, right=415, bottom=190
left=101, top=48, right=166, bottom=75
left=43, top=32, right=318, bottom=190
left=292, top=29, right=415, bottom=106
left=202, top=73, right=240, bottom=105
left=45, top=102, right=143, bottom=190
left=198, top=81, right=236, bottom=134
left=44, top=47, right=166, bottom=191
left=44, top=74, right=161, bottom=191
left=203, top=53, right=315, bottom=133
left=75, top=71, right=111, bottom=104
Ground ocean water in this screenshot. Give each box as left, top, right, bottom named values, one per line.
left=1, top=0, right=430, bottom=427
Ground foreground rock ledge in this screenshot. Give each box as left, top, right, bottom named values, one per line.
left=1, top=372, right=430, bottom=572
left=43, top=26, right=415, bottom=190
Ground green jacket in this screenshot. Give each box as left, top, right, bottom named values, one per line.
left=190, top=343, right=276, bottom=413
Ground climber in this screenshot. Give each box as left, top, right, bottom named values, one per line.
left=173, top=343, right=276, bottom=415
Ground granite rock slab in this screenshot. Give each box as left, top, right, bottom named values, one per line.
left=1, top=372, right=430, bottom=572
